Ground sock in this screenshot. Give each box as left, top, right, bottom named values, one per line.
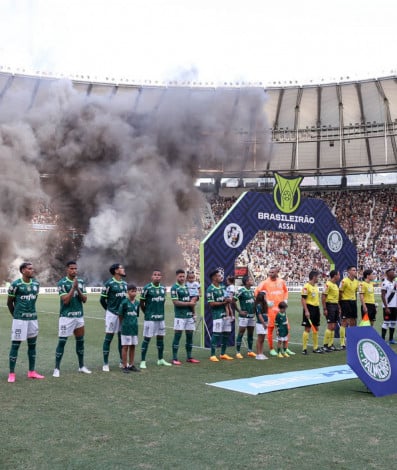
left=117, top=332, right=122, bottom=361
left=9, top=341, right=21, bottom=373
left=141, top=337, right=150, bottom=361
left=75, top=335, right=84, bottom=368
left=323, top=329, right=331, bottom=347
left=185, top=331, right=193, bottom=359
left=390, top=328, right=395, bottom=341
left=221, top=332, right=229, bottom=355
left=302, top=331, right=309, bottom=350
left=211, top=333, right=221, bottom=356
left=55, top=337, right=68, bottom=369
left=340, top=326, right=346, bottom=346
left=236, top=333, right=243, bottom=353
left=330, top=330, right=335, bottom=346
left=27, top=337, right=37, bottom=371
left=247, top=333, right=254, bottom=351
left=156, top=336, right=164, bottom=360
left=172, top=332, right=182, bottom=360
left=103, top=333, right=114, bottom=364
left=313, top=331, right=319, bottom=350
left=267, top=326, right=274, bottom=350
left=381, top=328, right=387, bottom=339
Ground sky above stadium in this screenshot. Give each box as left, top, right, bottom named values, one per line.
left=0, top=0, right=396, bottom=84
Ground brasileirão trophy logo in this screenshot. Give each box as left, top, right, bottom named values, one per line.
left=273, top=173, right=303, bottom=214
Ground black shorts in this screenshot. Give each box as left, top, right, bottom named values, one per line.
left=302, top=305, right=320, bottom=328
left=383, top=306, right=397, bottom=322
left=361, top=303, right=377, bottom=322
left=326, top=303, right=339, bottom=323
left=340, top=300, right=357, bottom=319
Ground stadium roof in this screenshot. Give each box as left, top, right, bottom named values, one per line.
left=1, top=71, right=397, bottom=179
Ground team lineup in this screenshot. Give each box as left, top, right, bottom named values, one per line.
left=5, top=260, right=397, bottom=382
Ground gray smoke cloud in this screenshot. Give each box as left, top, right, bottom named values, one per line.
left=0, top=77, right=270, bottom=284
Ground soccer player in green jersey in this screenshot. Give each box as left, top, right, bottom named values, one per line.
left=101, top=263, right=128, bottom=372
left=206, top=269, right=234, bottom=362
left=234, top=275, right=256, bottom=358
left=118, top=284, right=141, bottom=373
left=170, top=269, right=200, bottom=365
left=139, top=269, right=171, bottom=369
left=53, top=261, right=91, bottom=378
left=7, top=262, right=44, bottom=383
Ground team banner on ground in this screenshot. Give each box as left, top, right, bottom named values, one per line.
left=347, top=326, right=397, bottom=397
left=207, top=364, right=357, bottom=395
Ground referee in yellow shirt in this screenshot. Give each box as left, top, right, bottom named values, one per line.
left=359, top=269, right=377, bottom=326
left=322, top=270, right=341, bottom=351
left=301, top=270, right=323, bottom=355
left=339, top=266, right=359, bottom=348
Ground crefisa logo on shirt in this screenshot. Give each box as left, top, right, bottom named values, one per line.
left=224, top=223, right=243, bottom=248
left=327, top=230, right=343, bottom=253
left=357, top=339, right=391, bottom=382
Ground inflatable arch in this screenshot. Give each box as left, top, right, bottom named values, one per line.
left=200, top=174, right=357, bottom=347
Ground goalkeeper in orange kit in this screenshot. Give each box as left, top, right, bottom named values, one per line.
left=254, top=267, right=294, bottom=356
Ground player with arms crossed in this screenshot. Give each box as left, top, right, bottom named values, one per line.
left=53, top=260, right=91, bottom=377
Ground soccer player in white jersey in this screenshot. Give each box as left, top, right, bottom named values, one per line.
left=380, top=267, right=397, bottom=344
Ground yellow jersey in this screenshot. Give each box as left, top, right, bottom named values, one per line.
left=302, top=282, right=320, bottom=307
left=340, top=277, right=358, bottom=301
left=323, top=280, right=339, bottom=304
left=359, top=281, right=375, bottom=304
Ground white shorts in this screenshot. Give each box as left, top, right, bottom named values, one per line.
left=256, top=323, right=268, bottom=335
left=277, top=334, right=288, bottom=342
left=59, top=317, right=85, bottom=337
left=121, top=335, right=138, bottom=346
left=213, top=317, right=232, bottom=333
left=174, top=318, right=196, bottom=331
left=239, top=317, right=256, bottom=328
left=143, top=320, right=166, bottom=338
left=105, top=310, right=120, bottom=334
left=11, top=319, right=39, bottom=341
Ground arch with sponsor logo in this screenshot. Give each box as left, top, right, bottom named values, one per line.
left=199, top=174, right=357, bottom=347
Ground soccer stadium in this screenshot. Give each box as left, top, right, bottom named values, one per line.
left=1, top=8, right=397, bottom=469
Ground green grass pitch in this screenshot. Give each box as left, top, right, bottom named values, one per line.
left=0, top=292, right=396, bottom=469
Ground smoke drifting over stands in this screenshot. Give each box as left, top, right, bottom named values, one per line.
left=0, top=79, right=270, bottom=284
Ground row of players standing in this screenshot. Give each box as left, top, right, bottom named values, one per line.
left=300, top=266, right=397, bottom=355
left=4, top=261, right=203, bottom=382
left=5, top=261, right=396, bottom=382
